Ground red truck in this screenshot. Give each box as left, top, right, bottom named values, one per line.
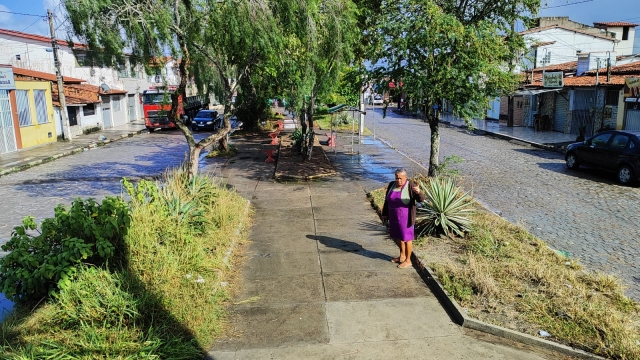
left=142, top=87, right=208, bottom=130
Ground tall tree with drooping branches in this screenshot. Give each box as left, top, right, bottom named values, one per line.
left=64, top=0, right=282, bottom=178
left=367, top=0, right=539, bottom=176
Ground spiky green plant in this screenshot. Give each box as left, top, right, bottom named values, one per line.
left=417, top=177, right=475, bottom=237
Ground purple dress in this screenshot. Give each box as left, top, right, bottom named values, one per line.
left=386, top=182, right=414, bottom=242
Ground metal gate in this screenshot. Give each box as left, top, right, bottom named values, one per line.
left=128, top=94, right=136, bottom=122
left=624, top=106, right=640, bottom=131
left=102, top=96, right=112, bottom=129
left=0, top=90, right=17, bottom=154
left=554, top=93, right=568, bottom=133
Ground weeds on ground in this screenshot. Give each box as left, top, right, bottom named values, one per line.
left=1, top=169, right=249, bottom=358
left=367, top=182, right=640, bottom=359
left=207, top=144, right=238, bottom=158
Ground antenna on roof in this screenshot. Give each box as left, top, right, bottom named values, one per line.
left=100, top=84, right=110, bottom=93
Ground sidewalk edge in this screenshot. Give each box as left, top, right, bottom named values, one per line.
left=0, top=129, right=147, bottom=178
left=411, top=252, right=606, bottom=360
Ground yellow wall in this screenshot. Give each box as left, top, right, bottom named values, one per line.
left=15, top=81, right=57, bottom=148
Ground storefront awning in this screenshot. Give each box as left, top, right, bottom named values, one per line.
left=514, top=88, right=560, bottom=96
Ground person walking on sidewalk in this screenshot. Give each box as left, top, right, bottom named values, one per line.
left=381, top=169, right=425, bottom=269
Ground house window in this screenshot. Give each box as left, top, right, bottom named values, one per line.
left=113, top=96, right=121, bottom=111
left=15, top=54, right=21, bottom=60
left=76, top=55, right=87, bottom=66
left=531, top=95, right=538, bottom=112
left=606, top=90, right=619, bottom=106
left=16, top=90, right=33, bottom=127
left=622, top=27, right=629, bottom=41
left=83, top=103, right=96, bottom=116
left=34, top=90, right=49, bottom=124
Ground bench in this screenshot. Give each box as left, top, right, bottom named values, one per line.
left=325, top=132, right=336, bottom=147
left=268, top=130, right=281, bottom=145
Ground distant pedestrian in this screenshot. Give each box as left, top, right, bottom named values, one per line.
left=381, top=169, right=425, bottom=268
left=382, top=101, right=388, bottom=119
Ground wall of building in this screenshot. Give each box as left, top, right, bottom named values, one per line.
left=14, top=80, right=56, bottom=148
left=608, top=26, right=636, bottom=56
left=523, top=28, right=616, bottom=68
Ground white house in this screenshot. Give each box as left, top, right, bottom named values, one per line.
left=0, top=28, right=153, bottom=132
left=593, top=22, right=637, bottom=56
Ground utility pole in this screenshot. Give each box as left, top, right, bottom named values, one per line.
left=48, top=9, right=71, bottom=141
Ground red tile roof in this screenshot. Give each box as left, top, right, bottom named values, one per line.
left=530, top=61, right=578, bottom=73
left=563, top=74, right=632, bottom=87
left=519, top=25, right=619, bottom=42
left=593, top=21, right=639, bottom=27
left=50, top=84, right=127, bottom=106
left=12, top=67, right=86, bottom=83
left=585, top=61, right=640, bottom=75
left=0, top=28, right=88, bottom=49
left=71, top=84, right=127, bottom=95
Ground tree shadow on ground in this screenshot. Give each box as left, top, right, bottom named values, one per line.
left=307, top=234, right=393, bottom=261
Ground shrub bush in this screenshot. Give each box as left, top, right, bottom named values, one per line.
left=0, top=197, right=130, bottom=302
left=416, top=177, right=474, bottom=237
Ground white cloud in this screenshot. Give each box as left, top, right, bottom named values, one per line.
left=0, top=5, right=15, bottom=26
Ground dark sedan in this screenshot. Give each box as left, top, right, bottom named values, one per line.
left=191, top=110, right=221, bottom=131
left=565, top=130, right=640, bottom=185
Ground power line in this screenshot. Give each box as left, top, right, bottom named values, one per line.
left=0, top=17, right=46, bottom=46
left=0, top=10, right=45, bottom=18
left=541, top=0, right=595, bottom=9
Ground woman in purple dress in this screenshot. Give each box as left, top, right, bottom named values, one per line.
left=381, top=169, right=425, bottom=268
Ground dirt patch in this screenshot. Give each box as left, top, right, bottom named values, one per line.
left=274, top=135, right=336, bottom=180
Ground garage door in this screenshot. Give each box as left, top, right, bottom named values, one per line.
left=554, top=93, right=568, bottom=133
left=624, top=106, right=640, bottom=131
left=0, top=90, right=17, bottom=154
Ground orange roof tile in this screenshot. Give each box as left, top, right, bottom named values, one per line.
left=593, top=21, right=639, bottom=27
left=12, top=67, right=85, bottom=83
left=585, top=61, right=640, bottom=75
left=563, top=74, right=632, bottom=87
left=70, top=83, right=127, bottom=95
left=0, top=28, right=87, bottom=49
left=530, top=61, right=578, bottom=73
left=520, top=25, right=618, bottom=42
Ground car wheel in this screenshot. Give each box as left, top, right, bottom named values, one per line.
left=617, top=165, right=635, bottom=185
left=565, top=152, right=579, bottom=169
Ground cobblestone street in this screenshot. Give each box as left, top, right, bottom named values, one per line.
left=366, top=107, right=640, bottom=300
left=0, top=131, right=220, bottom=254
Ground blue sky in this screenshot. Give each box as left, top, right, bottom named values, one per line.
left=0, top=0, right=639, bottom=51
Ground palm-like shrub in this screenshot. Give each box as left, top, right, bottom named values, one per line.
left=416, top=177, right=474, bottom=237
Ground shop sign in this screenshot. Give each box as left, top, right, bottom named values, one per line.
left=624, top=78, right=640, bottom=99
left=0, top=66, right=15, bottom=90
left=543, top=72, right=564, bottom=88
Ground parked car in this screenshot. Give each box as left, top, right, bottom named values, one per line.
left=191, top=110, right=221, bottom=131
left=371, top=94, right=384, bottom=105
left=565, top=130, right=640, bottom=185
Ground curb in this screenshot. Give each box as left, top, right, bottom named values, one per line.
left=0, top=129, right=148, bottom=178
left=410, top=252, right=606, bottom=360
left=222, top=199, right=251, bottom=267
left=441, top=121, right=571, bottom=154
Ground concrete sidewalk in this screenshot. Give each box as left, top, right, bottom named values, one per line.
left=0, top=122, right=148, bottom=177
left=208, top=135, right=563, bottom=359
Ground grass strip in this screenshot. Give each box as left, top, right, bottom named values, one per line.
left=368, top=181, right=640, bottom=359
left=1, top=169, right=250, bottom=358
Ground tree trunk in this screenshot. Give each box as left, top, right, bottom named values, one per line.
left=428, top=118, right=440, bottom=177
left=300, top=104, right=307, bottom=155
left=188, top=144, right=203, bottom=179
left=219, top=136, right=228, bottom=151
left=305, top=94, right=315, bottom=161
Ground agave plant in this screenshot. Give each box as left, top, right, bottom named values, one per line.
left=416, top=177, right=475, bottom=237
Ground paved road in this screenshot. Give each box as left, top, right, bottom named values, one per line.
left=0, top=131, right=219, bottom=252
left=366, top=106, right=640, bottom=300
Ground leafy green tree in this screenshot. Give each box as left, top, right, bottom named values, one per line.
left=64, top=0, right=281, bottom=178
left=368, top=0, right=538, bottom=176
left=275, top=0, right=359, bottom=160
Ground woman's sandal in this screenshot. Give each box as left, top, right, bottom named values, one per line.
left=391, top=257, right=406, bottom=263
left=397, top=262, right=412, bottom=269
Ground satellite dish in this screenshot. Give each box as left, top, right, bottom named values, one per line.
left=100, top=84, right=111, bottom=93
